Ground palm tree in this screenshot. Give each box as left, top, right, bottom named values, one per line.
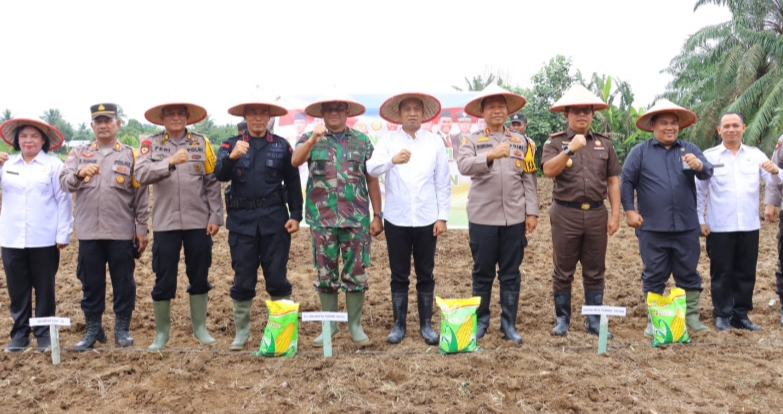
left=663, top=0, right=783, bottom=151
left=40, top=109, right=64, bottom=126
left=0, top=109, right=12, bottom=123
left=452, top=74, right=502, bottom=92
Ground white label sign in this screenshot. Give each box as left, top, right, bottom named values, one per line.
left=301, top=312, right=348, bottom=322
left=581, top=306, right=626, bottom=317
left=29, top=317, right=71, bottom=327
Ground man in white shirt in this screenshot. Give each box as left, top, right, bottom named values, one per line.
left=367, top=92, right=450, bottom=345
left=697, top=112, right=781, bottom=331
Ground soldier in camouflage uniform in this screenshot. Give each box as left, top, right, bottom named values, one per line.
left=291, top=89, right=383, bottom=346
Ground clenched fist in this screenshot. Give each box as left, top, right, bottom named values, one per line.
left=568, top=134, right=587, bottom=152
left=682, top=154, right=703, bottom=171
left=169, top=149, right=189, bottom=166
left=77, top=164, right=100, bottom=179
left=761, top=160, right=780, bottom=175
left=0, top=152, right=8, bottom=166
left=488, top=142, right=510, bottom=161
left=229, top=141, right=249, bottom=160
left=625, top=211, right=644, bottom=228
left=392, top=149, right=411, bottom=165
left=310, top=125, right=327, bottom=144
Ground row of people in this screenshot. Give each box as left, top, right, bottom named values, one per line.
left=0, top=84, right=780, bottom=352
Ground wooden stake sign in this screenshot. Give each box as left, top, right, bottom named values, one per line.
left=581, top=306, right=626, bottom=354
left=301, top=312, right=348, bottom=358
left=29, top=317, right=71, bottom=365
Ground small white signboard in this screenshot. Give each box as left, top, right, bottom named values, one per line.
left=301, top=312, right=348, bottom=357
left=581, top=306, right=627, bottom=354
left=29, top=317, right=71, bottom=365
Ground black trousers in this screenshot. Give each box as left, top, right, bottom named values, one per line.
left=706, top=231, right=759, bottom=319
left=775, top=211, right=783, bottom=296
left=151, top=229, right=213, bottom=301
left=2, top=246, right=60, bottom=339
left=468, top=222, right=526, bottom=294
left=384, top=220, right=437, bottom=294
left=76, top=240, right=136, bottom=315
left=636, top=228, right=702, bottom=295
left=228, top=226, right=292, bottom=301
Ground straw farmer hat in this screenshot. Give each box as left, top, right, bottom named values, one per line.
left=463, top=84, right=526, bottom=118
left=0, top=118, right=64, bottom=150
left=379, top=92, right=441, bottom=123
left=549, top=83, right=609, bottom=113
left=228, top=89, right=288, bottom=117
left=305, top=87, right=366, bottom=118
left=144, top=102, right=208, bottom=126
left=635, top=99, right=697, bottom=132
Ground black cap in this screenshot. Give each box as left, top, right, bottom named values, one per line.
left=456, top=111, right=471, bottom=120
left=510, top=112, right=526, bottom=124
left=91, top=103, right=118, bottom=120
left=440, top=110, right=453, bottom=119
left=237, top=120, right=247, bottom=131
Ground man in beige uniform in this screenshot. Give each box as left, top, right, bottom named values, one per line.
left=135, top=102, right=223, bottom=351
left=542, top=84, right=622, bottom=338
left=60, top=103, right=149, bottom=351
left=457, top=85, right=538, bottom=344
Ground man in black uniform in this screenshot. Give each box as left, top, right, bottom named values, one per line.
left=215, top=94, right=303, bottom=351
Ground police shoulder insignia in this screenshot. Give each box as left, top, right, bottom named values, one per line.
left=549, top=131, right=565, bottom=137
left=544, top=140, right=552, bottom=145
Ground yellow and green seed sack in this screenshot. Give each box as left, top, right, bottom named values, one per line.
left=255, top=299, right=299, bottom=358
left=436, top=296, right=480, bottom=354
left=647, top=288, right=690, bottom=347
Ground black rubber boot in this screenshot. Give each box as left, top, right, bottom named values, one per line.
left=474, top=291, right=492, bottom=339
left=386, top=292, right=408, bottom=344
left=499, top=291, right=523, bottom=344
left=114, top=312, right=134, bottom=347
left=417, top=292, right=439, bottom=345
left=585, top=290, right=613, bottom=338
left=74, top=313, right=107, bottom=351
left=552, top=291, right=571, bottom=336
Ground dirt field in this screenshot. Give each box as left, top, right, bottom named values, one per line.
left=2, top=178, right=783, bottom=413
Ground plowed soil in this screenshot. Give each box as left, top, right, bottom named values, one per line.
left=2, top=179, right=783, bottom=413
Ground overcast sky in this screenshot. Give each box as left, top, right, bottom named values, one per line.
left=0, top=0, right=730, bottom=126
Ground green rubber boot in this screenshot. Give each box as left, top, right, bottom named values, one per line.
left=148, top=300, right=171, bottom=351
left=313, top=292, right=340, bottom=347
left=685, top=290, right=710, bottom=333
left=346, top=291, right=369, bottom=344
left=189, top=294, right=216, bottom=345
left=229, top=300, right=252, bottom=351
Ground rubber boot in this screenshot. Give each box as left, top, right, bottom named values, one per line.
left=270, top=295, right=291, bottom=301
left=585, top=290, right=613, bottom=338
left=313, top=292, right=341, bottom=347
left=417, top=292, right=439, bottom=345
left=189, top=294, right=216, bottom=345
left=685, top=290, right=710, bottom=333
left=36, top=336, right=51, bottom=352
left=114, top=312, right=134, bottom=347
left=73, top=313, right=107, bottom=351
left=4, top=336, right=30, bottom=353
left=148, top=300, right=171, bottom=351
left=499, top=291, right=523, bottom=344
left=386, top=292, right=407, bottom=344
left=552, top=291, right=571, bottom=336
left=474, top=291, right=491, bottom=339
left=346, top=291, right=369, bottom=344
left=229, top=300, right=252, bottom=351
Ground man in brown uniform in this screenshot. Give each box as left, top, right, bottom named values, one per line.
left=136, top=102, right=223, bottom=351
left=457, top=84, right=538, bottom=344
left=60, top=103, right=150, bottom=350
left=541, top=84, right=622, bottom=337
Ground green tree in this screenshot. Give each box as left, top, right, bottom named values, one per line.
left=664, top=0, right=783, bottom=152
left=452, top=74, right=503, bottom=92
left=0, top=109, right=12, bottom=123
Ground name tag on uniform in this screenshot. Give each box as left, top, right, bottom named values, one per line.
left=594, top=146, right=605, bottom=150
left=713, top=163, right=725, bottom=168
left=6, top=170, right=18, bottom=175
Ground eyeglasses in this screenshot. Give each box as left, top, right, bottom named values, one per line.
left=162, top=110, right=189, bottom=119
left=567, top=107, right=593, bottom=116
left=322, top=105, right=348, bottom=114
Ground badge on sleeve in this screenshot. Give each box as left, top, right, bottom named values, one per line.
left=140, top=140, right=151, bottom=155
left=67, top=150, right=76, bottom=163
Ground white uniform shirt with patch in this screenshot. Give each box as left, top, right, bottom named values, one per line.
left=0, top=151, right=74, bottom=248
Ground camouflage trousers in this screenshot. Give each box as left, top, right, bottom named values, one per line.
left=310, top=226, right=371, bottom=293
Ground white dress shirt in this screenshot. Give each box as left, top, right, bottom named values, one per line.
left=0, top=151, right=74, bottom=248
left=696, top=143, right=782, bottom=232
left=367, top=128, right=451, bottom=227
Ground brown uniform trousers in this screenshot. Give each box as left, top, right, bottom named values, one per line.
left=541, top=128, right=622, bottom=293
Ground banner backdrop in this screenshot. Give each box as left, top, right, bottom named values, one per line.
left=273, top=92, right=484, bottom=229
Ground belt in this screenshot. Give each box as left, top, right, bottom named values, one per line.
left=228, top=192, right=284, bottom=209
left=553, top=199, right=603, bottom=210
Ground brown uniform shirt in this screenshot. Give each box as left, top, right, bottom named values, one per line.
left=135, top=131, right=223, bottom=231
left=60, top=141, right=150, bottom=240
left=541, top=128, right=622, bottom=203
left=456, top=127, right=538, bottom=226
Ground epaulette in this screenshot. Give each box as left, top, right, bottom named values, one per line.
left=593, top=132, right=611, bottom=140
left=549, top=131, right=566, bottom=137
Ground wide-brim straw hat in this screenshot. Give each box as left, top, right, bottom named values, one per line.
left=464, top=84, right=527, bottom=118
left=635, top=99, right=697, bottom=132
left=549, top=83, right=609, bottom=113
left=0, top=118, right=64, bottom=151
left=305, top=88, right=366, bottom=118
left=228, top=90, right=288, bottom=117
left=144, top=102, right=208, bottom=126
left=379, top=92, right=441, bottom=124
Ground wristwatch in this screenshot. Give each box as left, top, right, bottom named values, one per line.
left=563, top=147, right=574, bottom=156
left=374, top=212, right=384, bottom=220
